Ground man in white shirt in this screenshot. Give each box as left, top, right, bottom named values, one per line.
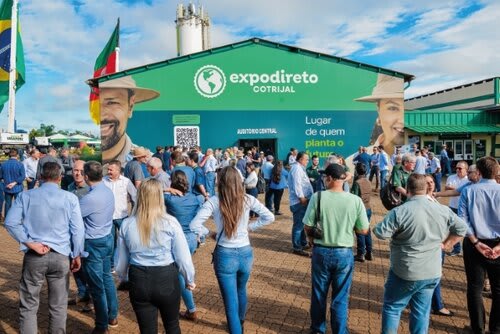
left=428, top=152, right=442, bottom=192
left=445, top=160, right=469, bottom=256
left=102, top=159, right=137, bottom=284
left=413, top=150, right=428, bottom=175
left=23, top=149, right=40, bottom=189
left=202, top=148, right=218, bottom=197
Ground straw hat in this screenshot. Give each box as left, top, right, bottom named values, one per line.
left=99, top=76, right=160, bottom=103
left=355, top=74, right=404, bottom=102
left=132, top=147, right=148, bottom=158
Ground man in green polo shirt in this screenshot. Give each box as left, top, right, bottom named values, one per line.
left=303, top=163, right=369, bottom=334
left=391, top=153, right=415, bottom=202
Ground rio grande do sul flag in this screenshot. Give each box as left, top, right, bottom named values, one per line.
left=0, top=0, right=25, bottom=112
left=89, top=19, right=119, bottom=124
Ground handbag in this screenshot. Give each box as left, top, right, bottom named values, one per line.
left=306, top=191, right=324, bottom=239
left=380, top=171, right=402, bottom=210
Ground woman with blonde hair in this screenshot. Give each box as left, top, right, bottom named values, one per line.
left=116, top=179, right=195, bottom=334
left=190, top=166, right=274, bottom=334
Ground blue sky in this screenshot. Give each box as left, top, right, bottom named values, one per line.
left=1, top=0, right=499, bottom=135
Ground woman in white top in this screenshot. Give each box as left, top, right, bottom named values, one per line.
left=116, top=179, right=195, bottom=334
left=190, top=166, right=274, bottom=334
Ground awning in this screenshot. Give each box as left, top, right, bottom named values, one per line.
left=405, top=125, right=500, bottom=134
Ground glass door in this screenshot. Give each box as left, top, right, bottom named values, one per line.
left=464, top=140, right=473, bottom=160
left=454, top=140, right=464, bottom=160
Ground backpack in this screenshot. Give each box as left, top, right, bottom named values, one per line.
left=380, top=171, right=402, bottom=210
left=257, top=170, right=266, bottom=194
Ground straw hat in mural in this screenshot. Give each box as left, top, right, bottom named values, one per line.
left=355, top=74, right=404, bottom=102
left=99, top=75, right=160, bottom=103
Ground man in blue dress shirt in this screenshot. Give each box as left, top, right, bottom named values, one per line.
left=459, top=156, right=500, bottom=334
left=5, top=161, right=85, bottom=333
left=80, top=161, right=119, bottom=334
left=1, top=149, right=26, bottom=215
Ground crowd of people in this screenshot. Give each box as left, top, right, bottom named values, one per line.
left=1, top=142, right=499, bottom=334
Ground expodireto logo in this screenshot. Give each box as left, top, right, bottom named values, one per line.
left=194, top=65, right=226, bottom=98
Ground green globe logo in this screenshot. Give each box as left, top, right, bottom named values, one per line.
left=194, top=65, right=226, bottom=98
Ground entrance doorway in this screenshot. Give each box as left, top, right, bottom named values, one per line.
left=239, top=138, right=277, bottom=156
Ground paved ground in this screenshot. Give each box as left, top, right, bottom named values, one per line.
left=0, top=189, right=490, bottom=333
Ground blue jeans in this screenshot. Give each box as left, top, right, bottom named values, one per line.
left=84, top=235, right=119, bottom=330
left=310, top=246, right=354, bottom=334
left=356, top=209, right=372, bottom=255
left=179, top=232, right=198, bottom=312
left=432, top=252, right=446, bottom=311
left=290, top=203, right=308, bottom=251
left=382, top=270, right=440, bottom=334
left=111, top=218, right=125, bottom=269
left=213, top=245, right=253, bottom=334
left=73, top=265, right=89, bottom=299
left=264, top=180, right=274, bottom=211
left=433, top=172, right=442, bottom=192
left=4, top=192, right=20, bottom=216
left=380, top=170, right=388, bottom=190
left=206, top=172, right=216, bottom=197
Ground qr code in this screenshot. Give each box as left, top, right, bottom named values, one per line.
left=174, top=126, right=200, bottom=147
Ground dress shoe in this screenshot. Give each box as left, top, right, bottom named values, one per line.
left=179, top=310, right=197, bottom=321
left=117, top=281, right=131, bottom=291
left=292, top=249, right=311, bottom=257
left=68, top=295, right=90, bottom=305
left=354, top=254, right=365, bottom=262
left=365, top=252, right=373, bottom=261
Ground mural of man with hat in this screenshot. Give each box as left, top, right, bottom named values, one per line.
left=355, top=73, right=405, bottom=157
left=99, top=75, right=160, bottom=165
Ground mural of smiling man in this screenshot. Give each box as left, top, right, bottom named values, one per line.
left=99, top=76, right=160, bottom=164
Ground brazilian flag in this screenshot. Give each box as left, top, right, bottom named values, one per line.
left=0, top=0, right=25, bottom=112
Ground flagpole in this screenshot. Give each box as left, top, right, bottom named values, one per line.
left=7, top=0, right=18, bottom=133
left=115, top=18, right=120, bottom=71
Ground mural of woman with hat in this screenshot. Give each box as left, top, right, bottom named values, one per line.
left=355, top=73, right=405, bottom=157
left=99, top=75, right=160, bottom=165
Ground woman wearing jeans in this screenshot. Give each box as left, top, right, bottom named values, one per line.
left=116, top=179, right=195, bottom=334
left=190, top=166, right=274, bottom=334
left=165, top=170, right=205, bottom=321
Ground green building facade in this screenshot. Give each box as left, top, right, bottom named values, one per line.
left=95, top=38, right=412, bottom=162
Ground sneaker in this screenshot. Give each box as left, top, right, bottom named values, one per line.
left=447, top=250, right=461, bottom=257
left=117, top=281, right=131, bottom=291
left=80, top=301, right=94, bottom=313
left=179, top=310, right=198, bottom=322
left=354, top=254, right=365, bottom=262
left=292, top=249, right=311, bottom=257
left=110, top=267, right=116, bottom=274
left=365, top=252, right=373, bottom=261
left=108, top=318, right=118, bottom=328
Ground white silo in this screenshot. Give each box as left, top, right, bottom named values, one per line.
left=176, top=3, right=211, bottom=56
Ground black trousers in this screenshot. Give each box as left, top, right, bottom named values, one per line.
left=129, top=264, right=181, bottom=334
left=463, top=238, right=500, bottom=334
left=270, top=188, right=284, bottom=212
